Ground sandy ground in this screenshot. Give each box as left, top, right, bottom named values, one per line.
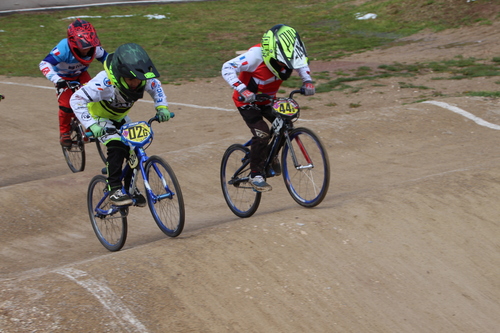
left=1, top=20, right=500, bottom=333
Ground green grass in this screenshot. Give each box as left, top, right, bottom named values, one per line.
left=466, top=91, right=500, bottom=98
left=312, top=55, right=500, bottom=98
left=399, top=82, right=431, bottom=90
left=0, top=0, right=498, bottom=83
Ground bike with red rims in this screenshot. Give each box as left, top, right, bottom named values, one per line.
left=220, top=89, right=330, bottom=218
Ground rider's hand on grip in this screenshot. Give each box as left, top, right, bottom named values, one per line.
left=240, top=89, right=256, bottom=103
left=67, top=81, right=81, bottom=92
left=155, top=106, right=171, bottom=122
left=56, top=79, right=68, bottom=90
left=89, top=123, right=106, bottom=138
left=301, top=81, right=315, bottom=96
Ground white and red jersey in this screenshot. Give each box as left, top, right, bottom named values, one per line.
left=221, top=44, right=312, bottom=108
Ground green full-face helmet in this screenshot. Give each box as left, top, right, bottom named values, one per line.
left=261, top=24, right=309, bottom=80
left=104, top=43, right=160, bottom=101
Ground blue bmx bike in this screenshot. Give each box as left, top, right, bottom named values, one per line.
left=87, top=115, right=185, bottom=251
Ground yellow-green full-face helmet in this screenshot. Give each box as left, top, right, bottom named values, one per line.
left=261, top=24, right=308, bottom=80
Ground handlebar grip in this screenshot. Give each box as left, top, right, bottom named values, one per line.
left=67, top=81, right=81, bottom=92
left=85, top=127, right=116, bottom=138
left=237, top=93, right=271, bottom=103
left=151, top=111, right=175, bottom=124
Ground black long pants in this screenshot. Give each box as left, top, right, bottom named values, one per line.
left=106, top=140, right=132, bottom=191
left=237, top=104, right=275, bottom=174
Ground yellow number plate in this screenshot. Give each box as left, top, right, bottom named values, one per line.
left=123, top=123, right=150, bottom=144
left=273, top=99, right=299, bottom=116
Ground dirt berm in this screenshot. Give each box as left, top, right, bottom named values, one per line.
left=1, top=21, right=500, bottom=332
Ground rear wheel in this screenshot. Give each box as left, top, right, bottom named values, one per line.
left=282, top=127, right=330, bottom=207
left=87, top=175, right=128, bottom=251
left=95, top=139, right=107, bottom=165
left=62, top=118, right=85, bottom=172
left=145, top=156, right=185, bottom=237
left=220, top=144, right=261, bottom=218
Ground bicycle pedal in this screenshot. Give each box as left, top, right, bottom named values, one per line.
left=110, top=203, right=132, bottom=209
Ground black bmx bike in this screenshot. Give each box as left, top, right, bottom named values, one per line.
left=220, top=89, right=330, bottom=218
left=60, top=81, right=106, bottom=172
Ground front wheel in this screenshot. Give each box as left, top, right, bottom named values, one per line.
left=220, top=144, right=261, bottom=218
left=87, top=175, right=128, bottom=251
left=282, top=127, right=330, bottom=207
left=144, top=156, right=185, bottom=237
left=62, top=118, right=86, bottom=172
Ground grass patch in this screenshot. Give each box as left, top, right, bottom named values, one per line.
left=315, top=56, right=500, bottom=95
left=399, top=82, right=431, bottom=89
left=466, top=91, right=500, bottom=98
left=0, top=0, right=498, bottom=83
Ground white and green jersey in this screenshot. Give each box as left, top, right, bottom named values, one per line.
left=70, top=70, right=168, bottom=129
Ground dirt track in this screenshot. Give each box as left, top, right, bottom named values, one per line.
left=1, top=22, right=500, bottom=332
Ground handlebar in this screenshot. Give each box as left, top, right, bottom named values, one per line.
left=67, top=81, right=81, bottom=92
left=85, top=112, right=175, bottom=137
left=237, top=88, right=305, bottom=102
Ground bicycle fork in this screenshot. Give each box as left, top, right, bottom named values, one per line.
left=134, top=150, right=175, bottom=203
left=283, top=130, right=314, bottom=171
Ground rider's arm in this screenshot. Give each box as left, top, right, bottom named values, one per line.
left=39, top=56, right=63, bottom=85
left=145, top=78, right=168, bottom=109
left=39, top=40, right=72, bottom=84
left=70, top=71, right=111, bottom=129
left=95, top=46, right=108, bottom=63
left=221, top=45, right=261, bottom=94
left=295, top=66, right=313, bottom=83
left=296, top=66, right=315, bottom=95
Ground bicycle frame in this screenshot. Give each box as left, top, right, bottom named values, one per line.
left=241, top=113, right=305, bottom=179
left=93, top=119, right=176, bottom=217
left=125, top=146, right=175, bottom=205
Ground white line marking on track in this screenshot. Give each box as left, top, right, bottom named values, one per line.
left=139, top=98, right=234, bottom=111
left=0, top=81, right=54, bottom=90
left=422, top=100, right=500, bottom=130
left=0, top=80, right=235, bottom=111
left=56, top=267, right=149, bottom=333
left=7, top=81, right=498, bottom=126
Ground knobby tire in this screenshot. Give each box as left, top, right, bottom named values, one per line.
left=282, top=127, right=330, bottom=207
left=220, top=144, right=261, bottom=218
left=145, top=156, right=185, bottom=237
left=87, top=175, right=128, bottom=251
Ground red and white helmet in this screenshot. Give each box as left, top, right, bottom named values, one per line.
left=67, top=18, right=101, bottom=66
